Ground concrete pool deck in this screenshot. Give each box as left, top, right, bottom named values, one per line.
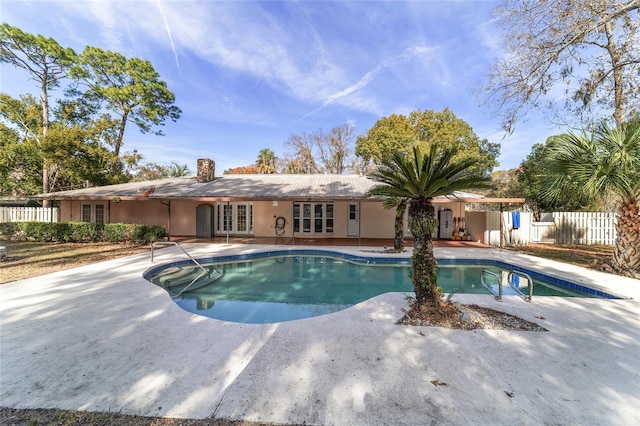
left=1, top=244, right=639, bottom=425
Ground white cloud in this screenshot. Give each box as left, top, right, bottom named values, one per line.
left=2, top=0, right=567, bottom=171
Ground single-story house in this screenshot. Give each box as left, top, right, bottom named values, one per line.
left=37, top=159, right=524, bottom=243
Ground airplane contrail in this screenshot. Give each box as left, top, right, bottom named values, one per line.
left=296, top=46, right=431, bottom=123
left=155, top=0, right=181, bottom=73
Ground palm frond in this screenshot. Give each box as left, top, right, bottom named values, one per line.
left=367, top=144, right=492, bottom=201
left=543, top=119, right=640, bottom=203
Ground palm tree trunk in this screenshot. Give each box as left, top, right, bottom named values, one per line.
left=613, top=195, right=640, bottom=277
left=408, top=197, right=440, bottom=306
left=394, top=203, right=406, bottom=251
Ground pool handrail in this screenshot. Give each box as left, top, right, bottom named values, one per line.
left=507, top=271, right=534, bottom=302
left=480, top=270, right=502, bottom=301
left=151, top=241, right=211, bottom=298
left=151, top=241, right=206, bottom=271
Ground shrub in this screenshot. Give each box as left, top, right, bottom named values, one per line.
left=129, top=224, right=166, bottom=244
left=146, top=225, right=167, bottom=243
left=104, top=223, right=128, bottom=243
left=68, top=222, right=104, bottom=242
left=23, top=222, right=58, bottom=242
left=0, top=221, right=166, bottom=244
left=0, top=222, right=23, bottom=241
left=52, top=222, right=71, bottom=242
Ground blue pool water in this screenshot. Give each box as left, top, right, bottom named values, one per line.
left=144, top=250, right=614, bottom=324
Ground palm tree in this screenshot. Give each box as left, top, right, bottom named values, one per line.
left=381, top=196, right=408, bottom=251
left=256, top=148, right=277, bottom=174
left=543, top=119, right=640, bottom=277
left=169, top=162, right=191, bottom=177
left=369, top=145, right=492, bottom=307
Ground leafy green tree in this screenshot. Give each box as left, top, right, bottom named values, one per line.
left=0, top=94, right=44, bottom=195
left=0, top=23, right=77, bottom=201
left=132, top=163, right=171, bottom=181
left=132, top=161, right=191, bottom=181
left=369, top=145, right=492, bottom=308
left=356, top=108, right=500, bottom=177
left=0, top=93, right=129, bottom=194
left=514, top=139, right=598, bottom=218
left=355, top=113, right=414, bottom=170
left=358, top=108, right=500, bottom=248
left=256, top=148, right=277, bottom=174
left=70, top=46, right=182, bottom=157
left=1, top=26, right=179, bottom=193
left=0, top=123, right=40, bottom=196
left=52, top=98, right=132, bottom=185
left=410, top=108, right=500, bottom=177
left=543, top=119, right=640, bottom=276
left=41, top=123, right=112, bottom=190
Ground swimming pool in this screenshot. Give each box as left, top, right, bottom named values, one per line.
left=144, top=250, right=618, bottom=324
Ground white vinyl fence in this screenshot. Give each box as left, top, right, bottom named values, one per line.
left=474, top=211, right=617, bottom=246
left=532, top=212, right=617, bottom=245
left=0, top=207, right=59, bottom=223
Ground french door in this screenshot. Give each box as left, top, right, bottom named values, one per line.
left=215, top=202, right=253, bottom=235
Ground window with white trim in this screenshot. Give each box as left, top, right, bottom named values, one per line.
left=81, top=202, right=106, bottom=224
left=293, top=202, right=334, bottom=234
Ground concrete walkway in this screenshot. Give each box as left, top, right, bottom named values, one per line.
left=1, top=244, right=639, bottom=425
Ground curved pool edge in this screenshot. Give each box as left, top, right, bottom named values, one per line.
left=144, top=246, right=627, bottom=302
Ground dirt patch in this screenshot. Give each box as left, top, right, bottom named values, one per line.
left=507, top=243, right=639, bottom=279
left=0, top=407, right=286, bottom=426
left=506, top=243, right=612, bottom=269
left=397, top=301, right=547, bottom=332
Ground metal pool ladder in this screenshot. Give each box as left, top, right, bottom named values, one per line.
left=150, top=241, right=210, bottom=298
left=480, top=269, right=534, bottom=302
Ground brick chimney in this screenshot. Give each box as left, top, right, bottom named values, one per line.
left=197, top=158, right=215, bottom=183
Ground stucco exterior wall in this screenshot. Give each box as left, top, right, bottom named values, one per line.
left=465, top=211, right=487, bottom=243
left=253, top=201, right=292, bottom=238
left=59, top=201, right=73, bottom=222
left=57, top=198, right=467, bottom=240
left=110, top=200, right=167, bottom=226
left=171, top=201, right=204, bottom=236
left=360, top=202, right=396, bottom=238
left=332, top=202, right=349, bottom=238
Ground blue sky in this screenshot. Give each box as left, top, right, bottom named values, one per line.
left=1, top=0, right=562, bottom=173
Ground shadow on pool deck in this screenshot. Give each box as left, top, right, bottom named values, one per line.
left=1, top=244, right=639, bottom=425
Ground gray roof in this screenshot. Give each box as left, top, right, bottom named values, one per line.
left=41, top=174, right=380, bottom=201
left=39, top=174, right=516, bottom=203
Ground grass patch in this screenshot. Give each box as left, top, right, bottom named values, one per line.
left=0, top=241, right=149, bottom=284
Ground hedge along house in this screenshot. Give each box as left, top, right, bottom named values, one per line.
left=38, top=159, right=524, bottom=243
